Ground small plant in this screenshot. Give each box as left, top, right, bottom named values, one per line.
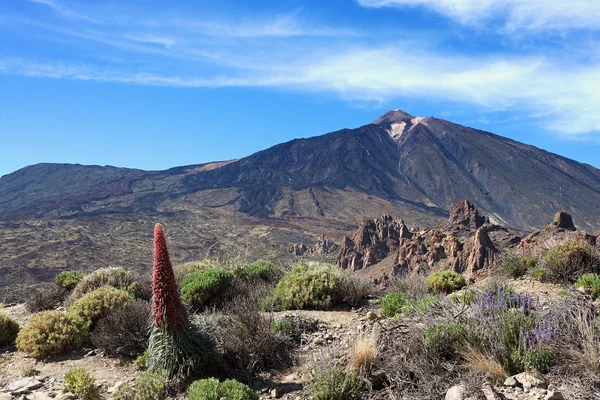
left=271, top=319, right=294, bottom=335
left=576, top=273, right=600, bottom=299
left=267, top=262, right=343, bottom=310
left=426, top=271, right=466, bottom=293
left=69, top=267, right=150, bottom=304
left=21, top=365, right=40, bottom=377
left=16, top=311, right=84, bottom=358
left=350, top=334, right=377, bottom=372
left=404, top=295, right=438, bottom=313
left=56, top=271, right=84, bottom=291
left=242, top=260, right=278, bottom=281
left=63, top=367, right=101, bottom=400
left=187, top=378, right=259, bottom=400
left=0, top=311, right=20, bottom=346
left=532, top=267, right=547, bottom=282
left=135, top=351, right=149, bottom=371
left=181, top=268, right=234, bottom=310
left=90, top=299, right=150, bottom=356
left=338, top=273, right=373, bottom=307
left=69, top=286, right=131, bottom=329
left=380, top=292, right=408, bottom=317
left=424, top=322, right=468, bottom=357
left=113, top=369, right=167, bottom=400
left=503, top=256, right=537, bottom=278
left=306, top=356, right=362, bottom=400
left=147, top=224, right=215, bottom=380
left=543, top=240, right=600, bottom=283
left=26, top=283, right=68, bottom=313
left=557, top=289, right=568, bottom=296
left=449, top=289, right=475, bottom=304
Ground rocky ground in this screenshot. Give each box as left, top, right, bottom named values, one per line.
left=0, top=275, right=589, bottom=400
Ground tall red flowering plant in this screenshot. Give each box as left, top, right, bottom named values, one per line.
left=152, top=223, right=188, bottom=336
left=147, top=224, right=215, bottom=380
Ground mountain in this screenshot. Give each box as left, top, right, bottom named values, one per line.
left=1, top=110, right=599, bottom=301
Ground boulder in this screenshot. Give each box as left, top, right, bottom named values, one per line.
left=4, top=377, right=44, bottom=394
left=551, top=211, right=576, bottom=231
left=545, top=391, right=565, bottom=400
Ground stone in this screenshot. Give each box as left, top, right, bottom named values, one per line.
left=449, top=200, right=486, bottom=228
left=513, top=371, right=547, bottom=389
left=57, top=393, right=78, bottom=400
left=107, top=381, right=125, bottom=394
left=503, top=376, right=518, bottom=387
left=366, top=311, right=379, bottom=321
left=445, top=385, right=471, bottom=400
left=5, top=377, right=44, bottom=394
left=0, top=394, right=12, bottom=400
left=544, top=391, right=565, bottom=400
left=270, top=388, right=284, bottom=398
left=551, top=211, right=576, bottom=231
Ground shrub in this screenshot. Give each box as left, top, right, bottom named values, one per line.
left=271, top=319, right=294, bottom=335
left=426, top=271, right=466, bottom=293
left=306, top=356, right=362, bottom=400
left=557, top=289, right=568, bottom=296
left=449, top=289, right=476, bottom=304
left=69, top=267, right=150, bottom=304
left=532, top=267, right=547, bottom=282
left=21, top=365, right=40, bottom=377
left=16, top=311, right=84, bottom=358
left=391, top=273, right=429, bottom=299
left=90, top=299, right=150, bottom=356
left=174, top=260, right=223, bottom=282
left=113, top=369, right=167, bottom=400
left=187, top=378, right=258, bottom=400
left=0, top=311, right=20, bottom=346
left=148, top=224, right=216, bottom=381
left=380, top=292, right=408, bottom=317
left=576, top=273, right=600, bottom=299
left=338, top=273, right=373, bottom=307
left=63, top=367, right=101, bottom=400
left=267, top=262, right=343, bottom=310
left=69, top=286, right=131, bottom=329
left=543, top=240, right=600, bottom=283
left=181, top=268, right=234, bottom=310
left=350, top=334, right=377, bottom=372
left=242, top=260, right=278, bottom=281
left=56, top=271, right=84, bottom=290
left=404, top=296, right=438, bottom=313
left=135, top=350, right=148, bottom=371
left=503, top=256, right=537, bottom=278
left=26, top=283, right=68, bottom=313
left=424, top=322, right=468, bottom=357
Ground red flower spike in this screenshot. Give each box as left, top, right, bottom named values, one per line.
left=152, top=223, right=188, bottom=336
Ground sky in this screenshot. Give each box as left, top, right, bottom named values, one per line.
left=1, top=0, right=599, bottom=178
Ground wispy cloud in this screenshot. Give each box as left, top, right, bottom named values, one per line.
left=357, top=0, right=600, bottom=32
left=29, top=0, right=102, bottom=24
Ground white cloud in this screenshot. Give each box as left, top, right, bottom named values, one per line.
left=29, top=0, right=102, bottom=24
left=357, top=0, right=600, bottom=32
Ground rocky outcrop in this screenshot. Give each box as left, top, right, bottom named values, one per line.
left=335, top=200, right=518, bottom=281
left=289, top=236, right=339, bottom=256
left=335, top=215, right=412, bottom=271
left=551, top=211, right=576, bottom=231
left=449, top=200, right=486, bottom=228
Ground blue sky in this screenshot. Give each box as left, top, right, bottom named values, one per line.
left=1, top=0, right=599, bottom=177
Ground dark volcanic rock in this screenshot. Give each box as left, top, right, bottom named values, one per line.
left=449, top=200, right=486, bottom=228
left=457, top=227, right=498, bottom=276
left=551, top=211, right=576, bottom=231
left=289, top=236, right=338, bottom=256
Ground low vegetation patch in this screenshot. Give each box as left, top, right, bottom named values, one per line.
left=380, top=292, right=408, bottom=317
left=181, top=268, right=234, bottom=310
left=241, top=260, right=278, bottom=281
left=265, top=262, right=343, bottom=310
left=543, top=240, right=600, bottom=283
left=503, top=256, right=537, bottom=278
left=0, top=311, right=20, bottom=346
left=56, top=270, right=84, bottom=291
left=113, top=369, right=167, bottom=400
left=69, top=286, right=131, bottom=329
left=306, top=356, right=362, bottom=400
left=532, top=267, right=547, bottom=282
left=63, top=367, right=101, bottom=400
left=69, top=267, right=151, bottom=304
left=187, top=378, right=258, bottom=400
left=426, top=271, right=466, bottom=293
left=26, top=283, right=68, bottom=313
left=576, top=273, right=600, bottom=299
left=16, top=310, right=84, bottom=358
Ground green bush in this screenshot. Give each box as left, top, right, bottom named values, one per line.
left=0, top=311, right=20, bottom=346
left=56, top=271, right=84, bottom=291
left=448, top=289, right=475, bottom=304
left=69, top=267, right=150, bottom=303
left=532, top=267, right=547, bottom=282
left=424, top=322, right=468, bottom=356
left=63, top=367, right=101, bottom=400
left=380, top=292, right=408, bottom=317
left=187, top=378, right=258, bottom=400
left=113, top=369, right=167, bottom=400
left=271, top=319, right=294, bottom=335
left=16, top=311, right=84, bottom=358
left=267, top=262, right=343, bottom=310
left=543, top=240, right=600, bottom=283
left=242, top=260, right=278, bottom=281
left=21, top=365, right=40, bottom=377
left=135, top=350, right=148, bottom=371
left=557, top=289, right=568, bottom=296
left=426, top=271, right=466, bottom=293
left=306, top=358, right=361, bottom=400
left=576, top=273, right=600, bottom=299
left=181, top=268, right=234, bottom=309
left=174, top=260, right=223, bottom=281
left=69, top=286, right=131, bottom=329
left=503, top=256, right=537, bottom=278
left=404, top=296, right=438, bottom=313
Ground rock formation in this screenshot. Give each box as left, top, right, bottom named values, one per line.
left=289, top=235, right=339, bottom=256
left=335, top=200, right=517, bottom=281
left=551, top=211, right=576, bottom=231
